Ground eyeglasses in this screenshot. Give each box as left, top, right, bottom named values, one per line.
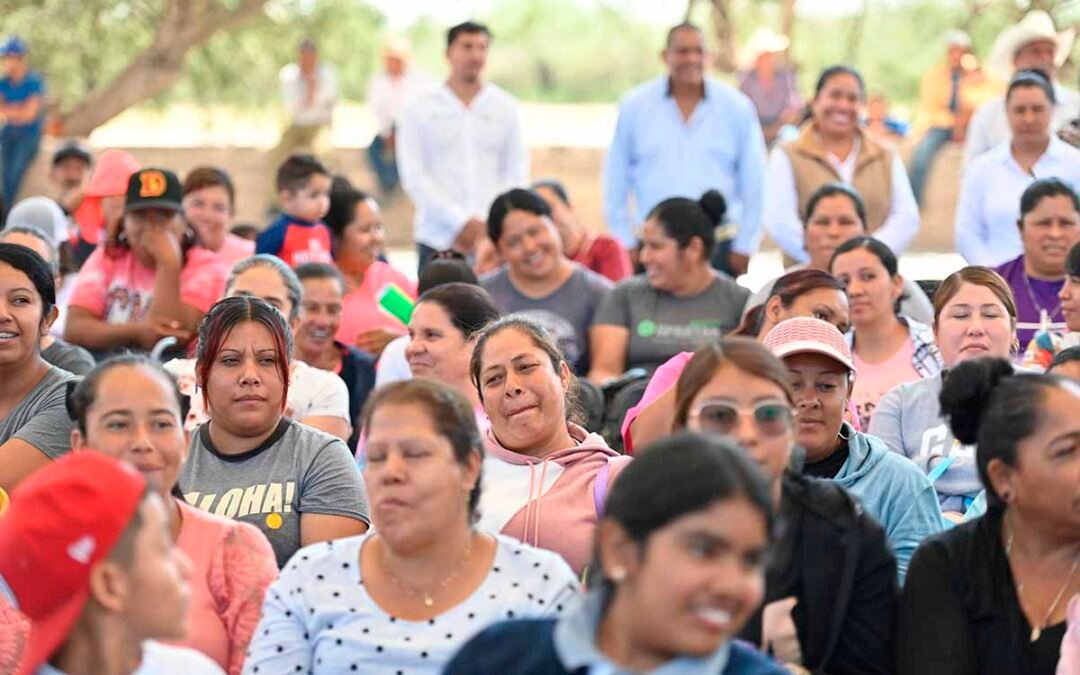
left=689, top=401, right=793, bottom=438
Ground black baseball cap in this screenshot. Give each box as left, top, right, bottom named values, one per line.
left=51, top=141, right=91, bottom=167
left=125, top=168, right=183, bottom=213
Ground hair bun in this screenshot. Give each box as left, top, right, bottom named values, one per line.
left=939, top=358, right=1014, bottom=445
left=698, top=190, right=728, bottom=227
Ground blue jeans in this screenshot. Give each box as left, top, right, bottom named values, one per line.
left=367, top=134, right=399, bottom=194
left=908, top=127, right=952, bottom=205
left=0, top=127, right=41, bottom=212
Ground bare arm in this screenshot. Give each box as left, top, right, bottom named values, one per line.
left=1, top=95, right=41, bottom=125
left=64, top=305, right=143, bottom=351
left=146, top=245, right=203, bottom=336
left=300, top=416, right=351, bottom=442
left=0, top=438, right=52, bottom=492
left=587, top=325, right=630, bottom=383
left=299, top=513, right=368, bottom=548
left=627, top=382, right=678, bottom=452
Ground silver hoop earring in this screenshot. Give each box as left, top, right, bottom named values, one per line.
left=838, top=424, right=852, bottom=441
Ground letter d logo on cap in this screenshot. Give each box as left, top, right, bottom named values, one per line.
left=139, top=170, right=167, bottom=198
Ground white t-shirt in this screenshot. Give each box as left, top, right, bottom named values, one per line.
left=163, top=358, right=350, bottom=431
left=38, top=641, right=224, bottom=675
left=374, top=334, right=412, bottom=388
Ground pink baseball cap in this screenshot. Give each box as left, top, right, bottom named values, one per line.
left=84, top=149, right=140, bottom=198
left=762, top=317, right=857, bottom=374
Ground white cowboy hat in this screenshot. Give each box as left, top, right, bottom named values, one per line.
left=987, top=10, right=1075, bottom=79
left=740, top=28, right=790, bottom=70
left=942, top=29, right=971, bottom=49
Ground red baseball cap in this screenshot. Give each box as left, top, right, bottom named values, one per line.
left=0, top=452, right=147, bottom=675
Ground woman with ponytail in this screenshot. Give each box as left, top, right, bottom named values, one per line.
left=898, top=357, right=1080, bottom=675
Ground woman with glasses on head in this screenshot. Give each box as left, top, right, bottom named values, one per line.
left=672, top=337, right=898, bottom=675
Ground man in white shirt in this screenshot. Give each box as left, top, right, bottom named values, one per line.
left=266, top=39, right=338, bottom=205
left=963, top=10, right=1078, bottom=166
left=366, top=37, right=435, bottom=196
left=396, top=21, right=529, bottom=273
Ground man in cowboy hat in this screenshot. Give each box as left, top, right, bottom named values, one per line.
left=963, top=10, right=1078, bottom=166
left=738, top=28, right=803, bottom=146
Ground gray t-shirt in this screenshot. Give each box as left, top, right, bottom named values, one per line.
left=42, top=339, right=96, bottom=376
left=179, top=419, right=370, bottom=567
left=593, top=272, right=750, bottom=371
left=481, top=265, right=613, bottom=374
left=1, top=365, right=77, bottom=460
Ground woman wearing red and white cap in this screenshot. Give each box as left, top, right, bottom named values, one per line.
left=761, top=316, right=944, bottom=582
left=0, top=452, right=222, bottom=674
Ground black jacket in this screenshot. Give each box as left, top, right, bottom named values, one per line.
left=739, top=473, right=898, bottom=675
left=336, top=341, right=376, bottom=450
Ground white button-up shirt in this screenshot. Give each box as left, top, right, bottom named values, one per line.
left=365, top=68, right=436, bottom=137
left=279, top=63, right=337, bottom=128
left=396, top=83, right=529, bottom=250
left=962, top=82, right=1080, bottom=166
left=954, top=135, right=1080, bottom=266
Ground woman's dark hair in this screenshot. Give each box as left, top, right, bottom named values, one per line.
left=646, top=190, right=726, bottom=260
left=324, top=183, right=375, bottom=243
left=196, top=296, right=293, bottom=414
left=182, top=167, right=235, bottom=213
left=830, top=236, right=904, bottom=314
left=1068, top=241, right=1080, bottom=277
left=1049, top=345, right=1080, bottom=373
left=225, top=254, right=303, bottom=322
left=67, top=354, right=188, bottom=436
left=416, top=283, right=501, bottom=340
left=939, top=358, right=1069, bottom=512
left=418, top=257, right=479, bottom=295
left=531, top=179, right=571, bottom=206
left=803, top=182, right=868, bottom=228
left=814, top=65, right=865, bottom=99
left=486, top=188, right=552, bottom=245
left=0, top=242, right=55, bottom=321
left=469, top=315, right=584, bottom=426
left=295, top=262, right=346, bottom=294
left=673, top=339, right=796, bottom=430
left=731, top=269, right=846, bottom=337
left=592, top=432, right=774, bottom=597
left=1006, top=68, right=1055, bottom=105
left=1018, top=177, right=1080, bottom=228
left=360, top=379, right=485, bottom=521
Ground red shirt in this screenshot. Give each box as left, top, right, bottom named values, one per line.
left=571, top=232, right=632, bottom=283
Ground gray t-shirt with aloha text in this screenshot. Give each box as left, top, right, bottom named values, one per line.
left=179, top=419, right=370, bottom=567
left=594, top=272, right=750, bottom=371
left=1, top=365, right=78, bottom=460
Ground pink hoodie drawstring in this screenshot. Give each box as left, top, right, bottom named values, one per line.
left=518, top=458, right=551, bottom=548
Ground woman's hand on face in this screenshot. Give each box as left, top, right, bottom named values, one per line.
left=355, top=327, right=401, bottom=357
left=139, top=225, right=183, bottom=268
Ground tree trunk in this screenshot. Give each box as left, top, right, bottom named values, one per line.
left=709, top=0, right=737, bottom=73
left=60, top=0, right=269, bottom=136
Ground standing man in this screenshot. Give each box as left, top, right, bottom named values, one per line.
left=266, top=38, right=337, bottom=207
left=963, top=10, right=1078, bottom=166
left=49, top=140, right=92, bottom=216
left=365, top=37, right=434, bottom=197
left=397, top=21, right=528, bottom=273
left=604, top=23, right=766, bottom=277
left=0, top=36, right=45, bottom=213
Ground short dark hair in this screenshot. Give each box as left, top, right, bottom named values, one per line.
left=804, top=182, right=868, bottom=229
left=295, top=262, right=346, bottom=295
left=418, top=258, right=479, bottom=295
left=940, top=358, right=1069, bottom=512
left=665, top=22, right=704, bottom=49
left=361, top=379, right=485, bottom=521
left=732, top=269, right=846, bottom=338
left=417, top=283, right=501, bottom=340
left=486, top=188, right=552, bottom=244
left=448, top=21, right=491, bottom=48
left=830, top=235, right=899, bottom=277
left=324, top=183, right=375, bottom=243
left=1007, top=68, right=1055, bottom=105
left=1068, top=241, right=1080, bottom=277
left=593, top=432, right=774, bottom=598
left=276, top=154, right=330, bottom=194
left=1018, top=177, right=1079, bottom=229
left=67, top=354, right=188, bottom=436
left=230, top=223, right=259, bottom=241
left=531, top=179, right=571, bottom=206
left=0, top=242, right=55, bottom=320
left=226, top=254, right=303, bottom=322
left=183, top=166, right=235, bottom=211
left=1049, top=345, right=1080, bottom=373
left=814, top=65, right=865, bottom=99
left=646, top=190, right=726, bottom=260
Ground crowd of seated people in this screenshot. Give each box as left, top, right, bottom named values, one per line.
left=1, top=14, right=1079, bottom=675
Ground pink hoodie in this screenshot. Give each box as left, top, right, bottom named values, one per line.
left=480, top=423, right=631, bottom=574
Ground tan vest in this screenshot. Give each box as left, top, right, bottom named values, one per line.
left=780, top=124, right=893, bottom=232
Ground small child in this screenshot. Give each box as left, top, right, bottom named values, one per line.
left=257, top=153, right=334, bottom=266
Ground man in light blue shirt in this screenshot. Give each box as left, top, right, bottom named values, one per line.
left=603, top=23, right=767, bottom=276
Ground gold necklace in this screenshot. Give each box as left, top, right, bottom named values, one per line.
left=1006, top=525, right=1080, bottom=642
left=380, top=535, right=475, bottom=608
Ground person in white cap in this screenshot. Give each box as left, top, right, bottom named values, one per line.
left=737, top=28, right=802, bottom=146
left=365, top=36, right=435, bottom=196
left=962, top=10, right=1078, bottom=166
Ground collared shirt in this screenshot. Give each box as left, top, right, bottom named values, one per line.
left=396, top=83, right=529, bottom=250
left=553, top=592, right=732, bottom=674
left=844, top=316, right=944, bottom=379
left=764, top=136, right=919, bottom=263
left=602, top=76, right=767, bottom=254
left=366, top=68, right=437, bottom=137
left=279, top=63, right=338, bottom=127
left=962, top=82, right=1080, bottom=166
left=954, top=135, right=1080, bottom=266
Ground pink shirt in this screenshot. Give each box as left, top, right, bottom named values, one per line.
left=851, top=336, right=922, bottom=430
left=212, top=234, right=255, bottom=270
left=69, top=246, right=229, bottom=323
left=174, top=500, right=278, bottom=675
left=335, top=261, right=417, bottom=346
